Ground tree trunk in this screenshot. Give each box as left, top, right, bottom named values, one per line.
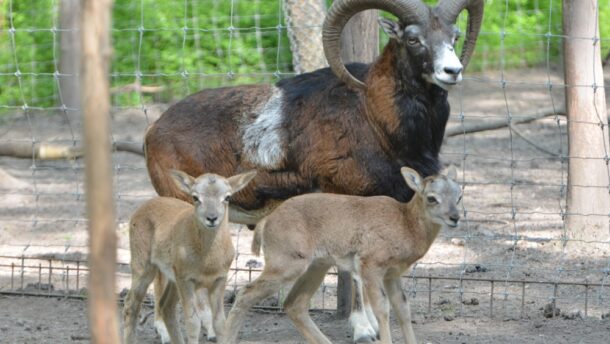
left=81, top=0, right=119, bottom=343
left=563, top=0, right=610, bottom=252
left=59, top=0, right=82, bottom=126
left=336, top=9, right=379, bottom=319
left=283, top=0, right=328, bottom=73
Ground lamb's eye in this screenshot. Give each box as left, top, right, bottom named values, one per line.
left=224, top=195, right=231, bottom=203
left=426, top=196, right=439, bottom=204
left=192, top=195, right=200, bottom=203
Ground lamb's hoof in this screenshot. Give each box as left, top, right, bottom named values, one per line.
left=354, top=335, right=376, bottom=343
left=207, top=336, right=217, bottom=343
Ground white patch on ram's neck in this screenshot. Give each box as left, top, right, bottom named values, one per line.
left=242, top=87, right=286, bottom=169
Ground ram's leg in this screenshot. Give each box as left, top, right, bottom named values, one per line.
left=283, top=261, right=333, bottom=344
left=208, top=276, right=228, bottom=342
left=123, top=266, right=157, bottom=344
left=195, top=288, right=216, bottom=342
left=384, top=276, right=417, bottom=344
left=362, top=269, right=392, bottom=344
left=350, top=273, right=378, bottom=343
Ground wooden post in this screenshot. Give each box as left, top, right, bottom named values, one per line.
left=59, top=0, right=82, bottom=125
left=340, top=11, right=379, bottom=64
left=81, top=0, right=119, bottom=343
left=336, top=10, right=379, bottom=318
left=563, top=0, right=610, bottom=252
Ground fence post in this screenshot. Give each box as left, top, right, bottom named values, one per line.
left=336, top=10, right=379, bottom=319
left=81, top=0, right=119, bottom=343
left=59, top=0, right=82, bottom=126
left=563, top=0, right=610, bottom=252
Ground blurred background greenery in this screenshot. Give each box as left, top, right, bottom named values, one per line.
left=0, top=0, right=608, bottom=109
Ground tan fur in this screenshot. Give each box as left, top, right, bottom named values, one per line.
left=123, top=170, right=256, bottom=344
left=222, top=167, right=461, bottom=344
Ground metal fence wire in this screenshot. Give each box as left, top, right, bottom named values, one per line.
left=1, top=0, right=610, bottom=328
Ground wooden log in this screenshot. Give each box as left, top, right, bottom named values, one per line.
left=0, top=141, right=143, bottom=159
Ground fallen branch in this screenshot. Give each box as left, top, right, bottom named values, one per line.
left=110, top=82, right=165, bottom=94
left=445, top=106, right=566, bottom=138
left=0, top=141, right=143, bottom=160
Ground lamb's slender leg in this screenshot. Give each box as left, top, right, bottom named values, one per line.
left=222, top=262, right=308, bottom=344
left=384, top=276, right=417, bottom=344
left=153, top=274, right=171, bottom=343
left=283, top=261, right=333, bottom=344
left=176, top=279, right=201, bottom=344
left=123, top=265, right=157, bottom=344
left=350, top=273, right=378, bottom=343
left=208, top=276, right=228, bottom=342
left=159, top=282, right=184, bottom=344
left=195, top=288, right=217, bottom=342
left=362, top=268, right=392, bottom=344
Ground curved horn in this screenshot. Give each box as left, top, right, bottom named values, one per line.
left=323, top=0, right=430, bottom=90
left=435, top=0, right=484, bottom=71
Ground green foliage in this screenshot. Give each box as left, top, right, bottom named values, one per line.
left=0, top=0, right=609, bottom=109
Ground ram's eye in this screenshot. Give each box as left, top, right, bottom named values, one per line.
left=224, top=195, right=231, bottom=203
left=192, top=195, right=200, bottom=203
left=426, top=196, right=439, bottom=204
left=407, top=37, right=419, bottom=45
left=457, top=194, right=463, bottom=203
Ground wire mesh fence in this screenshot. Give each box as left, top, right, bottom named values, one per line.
left=1, top=0, right=610, bottom=339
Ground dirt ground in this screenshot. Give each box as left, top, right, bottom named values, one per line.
left=1, top=67, right=610, bottom=343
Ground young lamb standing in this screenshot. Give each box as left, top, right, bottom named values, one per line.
left=123, top=170, right=256, bottom=344
left=222, top=167, right=461, bottom=344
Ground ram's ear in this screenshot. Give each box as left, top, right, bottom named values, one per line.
left=379, top=17, right=402, bottom=40
left=170, top=170, right=195, bottom=195
left=401, top=167, right=423, bottom=193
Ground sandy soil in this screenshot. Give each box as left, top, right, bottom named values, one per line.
left=1, top=67, right=610, bottom=343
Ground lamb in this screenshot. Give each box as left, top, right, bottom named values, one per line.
left=144, top=0, right=483, bottom=225
left=122, top=170, right=256, bottom=344
left=221, top=167, right=462, bottom=344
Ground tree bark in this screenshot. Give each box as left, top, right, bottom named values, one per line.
left=59, top=0, right=82, bottom=126
left=81, top=0, right=120, bottom=343
left=563, top=0, right=610, bottom=252
left=283, top=0, right=328, bottom=73
left=336, top=9, right=379, bottom=319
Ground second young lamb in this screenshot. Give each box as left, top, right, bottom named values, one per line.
left=221, top=167, right=461, bottom=344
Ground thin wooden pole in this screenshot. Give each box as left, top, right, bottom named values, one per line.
left=336, top=10, right=379, bottom=319
left=81, top=0, right=119, bottom=343
left=563, top=0, right=610, bottom=251
left=59, top=0, right=82, bottom=125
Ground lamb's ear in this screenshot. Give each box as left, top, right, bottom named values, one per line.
left=401, top=167, right=423, bottom=193
left=170, top=170, right=195, bottom=195
left=445, top=165, right=458, bottom=181
left=379, top=17, right=402, bottom=40
left=227, top=170, right=257, bottom=194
